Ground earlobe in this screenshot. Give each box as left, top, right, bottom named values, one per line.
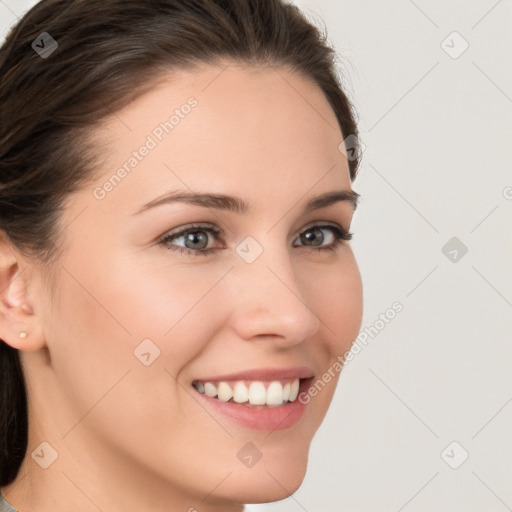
left=0, top=231, right=45, bottom=351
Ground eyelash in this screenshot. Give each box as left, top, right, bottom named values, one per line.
left=158, top=222, right=353, bottom=257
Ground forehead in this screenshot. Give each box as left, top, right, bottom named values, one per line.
left=86, top=63, right=351, bottom=214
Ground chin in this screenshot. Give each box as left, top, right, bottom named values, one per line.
left=216, top=449, right=309, bottom=505
left=240, top=477, right=305, bottom=505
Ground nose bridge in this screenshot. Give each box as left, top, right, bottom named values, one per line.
left=228, top=236, right=321, bottom=344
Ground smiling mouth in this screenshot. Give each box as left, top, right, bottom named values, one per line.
left=192, top=377, right=312, bottom=407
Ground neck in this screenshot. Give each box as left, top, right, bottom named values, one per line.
left=2, top=403, right=243, bottom=511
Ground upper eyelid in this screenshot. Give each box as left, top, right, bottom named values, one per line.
left=159, top=221, right=349, bottom=246
left=160, top=223, right=223, bottom=240
left=299, top=220, right=345, bottom=231
left=161, top=220, right=346, bottom=236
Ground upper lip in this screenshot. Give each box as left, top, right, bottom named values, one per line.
left=193, top=366, right=314, bottom=383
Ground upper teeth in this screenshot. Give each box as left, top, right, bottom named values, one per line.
left=192, top=378, right=301, bottom=406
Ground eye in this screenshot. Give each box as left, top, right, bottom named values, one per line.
left=158, top=223, right=224, bottom=257
left=293, top=223, right=353, bottom=253
left=158, top=222, right=352, bottom=256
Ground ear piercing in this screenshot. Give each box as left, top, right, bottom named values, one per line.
left=19, top=331, right=28, bottom=338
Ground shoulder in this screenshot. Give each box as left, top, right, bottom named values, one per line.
left=0, top=491, right=18, bottom=512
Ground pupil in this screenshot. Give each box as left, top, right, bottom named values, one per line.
left=302, top=228, right=323, bottom=246
left=186, top=231, right=208, bottom=249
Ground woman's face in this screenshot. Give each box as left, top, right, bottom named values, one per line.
left=25, top=63, right=362, bottom=509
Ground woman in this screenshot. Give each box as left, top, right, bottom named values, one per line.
left=0, top=0, right=363, bottom=510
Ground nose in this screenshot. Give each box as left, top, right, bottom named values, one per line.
left=227, top=242, right=321, bottom=348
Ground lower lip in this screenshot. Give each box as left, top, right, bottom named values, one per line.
left=193, top=379, right=312, bottom=431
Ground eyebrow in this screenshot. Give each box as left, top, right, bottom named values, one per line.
left=133, top=189, right=360, bottom=216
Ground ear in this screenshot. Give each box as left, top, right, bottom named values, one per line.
left=0, top=230, right=46, bottom=351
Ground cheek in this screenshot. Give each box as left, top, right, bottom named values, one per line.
left=101, top=259, right=234, bottom=365
left=46, top=257, right=227, bottom=452
left=296, top=253, right=363, bottom=417
left=309, top=253, right=363, bottom=351
left=43, top=266, right=140, bottom=434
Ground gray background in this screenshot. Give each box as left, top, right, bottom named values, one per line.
left=1, top=0, right=511, bottom=510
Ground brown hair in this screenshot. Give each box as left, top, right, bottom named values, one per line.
left=0, top=0, right=360, bottom=485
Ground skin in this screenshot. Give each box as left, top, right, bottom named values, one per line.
left=0, top=62, right=363, bottom=511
